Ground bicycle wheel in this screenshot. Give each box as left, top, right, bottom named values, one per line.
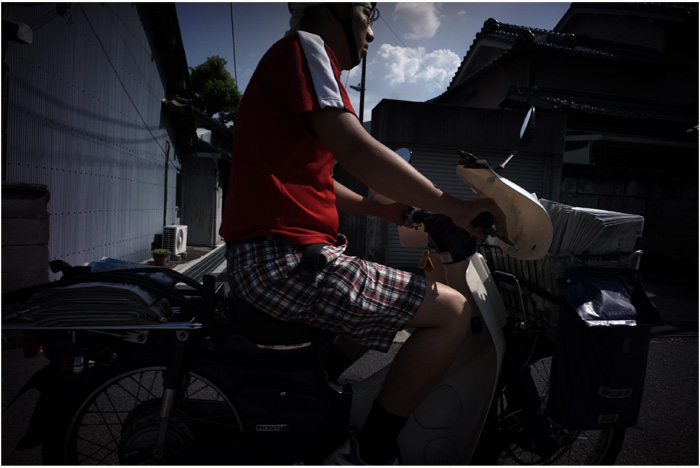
left=493, top=356, right=625, bottom=465
left=42, top=366, right=244, bottom=464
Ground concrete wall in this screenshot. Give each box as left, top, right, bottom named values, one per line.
left=2, top=183, right=50, bottom=292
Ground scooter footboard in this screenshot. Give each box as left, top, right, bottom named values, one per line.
left=397, top=338, right=498, bottom=464
left=393, top=254, right=507, bottom=464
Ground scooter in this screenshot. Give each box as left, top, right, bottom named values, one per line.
left=3, top=109, right=626, bottom=465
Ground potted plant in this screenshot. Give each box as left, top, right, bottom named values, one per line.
left=152, top=248, right=171, bottom=266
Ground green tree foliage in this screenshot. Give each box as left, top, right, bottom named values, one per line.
left=190, top=55, right=241, bottom=125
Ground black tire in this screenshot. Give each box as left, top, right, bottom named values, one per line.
left=42, top=365, right=244, bottom=465
left=491, top=355, right=625, bottom=465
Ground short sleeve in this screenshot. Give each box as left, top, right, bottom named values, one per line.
left=259, top=32, right=355, bottom=120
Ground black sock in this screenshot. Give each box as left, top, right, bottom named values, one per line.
left=357, top=400, right=408, bottom=464
left=325, top=344, right=355, bottom=382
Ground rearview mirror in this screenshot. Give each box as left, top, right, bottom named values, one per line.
left=395, top=147, right=412, bottom=163
left=519, top=106, right=535, bottom=145
left=496, top=106, right=536, bottom=174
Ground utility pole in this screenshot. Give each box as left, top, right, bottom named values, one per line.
left=349, top=58, right=366, bottom=123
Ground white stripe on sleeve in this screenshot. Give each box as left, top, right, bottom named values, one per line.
left=297, top=31, right=345, bottom=110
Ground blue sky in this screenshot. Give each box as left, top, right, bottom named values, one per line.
left=176, top=2, right=572, bottom=121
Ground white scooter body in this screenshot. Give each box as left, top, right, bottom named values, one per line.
left=348, top=254, right=510, bottom=464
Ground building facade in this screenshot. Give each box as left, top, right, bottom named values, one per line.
left=2, top=3, right=195, bottom=287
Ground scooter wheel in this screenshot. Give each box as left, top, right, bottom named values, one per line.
left=479, top=355, right=625, bottom=465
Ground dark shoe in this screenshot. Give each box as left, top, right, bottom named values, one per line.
left=323, top=436, right=399, bottom=465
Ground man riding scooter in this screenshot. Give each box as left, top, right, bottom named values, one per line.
left=219, top=3, right=507, bottom=464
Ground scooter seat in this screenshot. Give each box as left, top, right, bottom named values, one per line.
left=229, top=295, right=333, bottom=346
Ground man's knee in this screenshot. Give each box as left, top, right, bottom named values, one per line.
left=409, top=283, right=471, bottom=330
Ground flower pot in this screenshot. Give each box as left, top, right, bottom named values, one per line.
left=153, top=254, right=169, bottom=266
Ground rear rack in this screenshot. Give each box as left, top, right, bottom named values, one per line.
left=2, top=322, right=202, bottom=331
left=2, top=267, right=222, bottom=332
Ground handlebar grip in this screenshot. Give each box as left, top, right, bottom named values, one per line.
left=471, top=211, right=495, bottom=229
left=411, top=209, right=432, bottom=224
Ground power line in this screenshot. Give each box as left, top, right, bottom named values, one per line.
left=230, top=3, right=238, bottom=84
left=78, top=4, right=166, bottom=155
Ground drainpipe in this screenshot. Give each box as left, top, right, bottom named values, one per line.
left=163, top=140, right=171, bottom=229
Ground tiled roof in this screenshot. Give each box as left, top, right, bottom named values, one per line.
left=438, top=17, right=661, bottom=102
left=446, top=19, right=567, bottom=89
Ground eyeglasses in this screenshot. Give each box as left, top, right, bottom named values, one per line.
left=353, top=3, right=381, bottom=27
left=367, top=7, right=380, bottom=27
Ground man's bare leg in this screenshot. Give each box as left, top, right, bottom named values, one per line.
left=350, top=280, right=471, bottom=463
left=377, top=279, right=472, bottom=416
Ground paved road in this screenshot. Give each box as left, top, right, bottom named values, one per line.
left=615, top=337, right=698, bottom=465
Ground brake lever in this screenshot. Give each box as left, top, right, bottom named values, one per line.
left=471, top=212, right=519, bottom=250
left=482, top=227, right=519, bottom=250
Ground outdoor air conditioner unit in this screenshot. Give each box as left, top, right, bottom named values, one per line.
left=163, top=225, right=188, bottom=255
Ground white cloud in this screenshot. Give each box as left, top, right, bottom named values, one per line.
left=344, top=44, right=460, bottom=118
left=393, top=3, right=441, bottom=40
left=373, top=43, right=460, bottom=91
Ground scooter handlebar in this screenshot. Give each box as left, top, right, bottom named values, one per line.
left=404, top=208, right=432, bottom=227
left=471, top=211, right=495, bottom=230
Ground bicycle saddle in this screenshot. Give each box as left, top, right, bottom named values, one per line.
left=229, top=295, right=334, bottom=346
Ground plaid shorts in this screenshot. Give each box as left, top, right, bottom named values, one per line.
left=226, top=236, right=426, bottom=353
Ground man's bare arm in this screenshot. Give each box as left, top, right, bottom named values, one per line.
left=334, top=179, right=409, bottom=225
left=307, top=108, right=507, bottom=238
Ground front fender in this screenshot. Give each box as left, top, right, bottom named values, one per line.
left=392, top=254, right=509, bottom=465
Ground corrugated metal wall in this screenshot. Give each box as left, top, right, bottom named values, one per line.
left=181, top=153, right=220, bottom=247
left=3, top=4, right=179, bottom=278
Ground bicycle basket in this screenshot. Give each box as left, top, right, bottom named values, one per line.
left=478, top=244, right=561, bottom=332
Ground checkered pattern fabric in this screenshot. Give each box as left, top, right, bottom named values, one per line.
left=226, top=236, right=425, bottom=352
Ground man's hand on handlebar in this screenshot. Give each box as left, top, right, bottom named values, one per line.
left=400, top=196, right=508, bottom=241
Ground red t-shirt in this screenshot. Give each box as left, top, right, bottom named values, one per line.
left=219, top=32, right=357, bottom=245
